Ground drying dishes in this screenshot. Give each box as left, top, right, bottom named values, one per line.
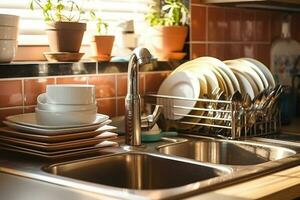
left=157, top=57, right=275, bottom=129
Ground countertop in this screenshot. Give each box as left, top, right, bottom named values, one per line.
left=190, top=119, right=300, bottom=200
left=0, top=120, right=300, bottom=200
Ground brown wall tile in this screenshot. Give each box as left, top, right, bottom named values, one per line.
left=117, top=74, right=145, bottom=97
left=191, top=44, right=207, bottom=59
left=241, top=44, right=256, bottom=58
left=97, top=98, right=116, bottom=118
left=56, top=76, right=88, bottom=84
left=271, top=11, right=285, bottom=42
left=145, top=72, right=170, bottom=93
left=24, top=78, right=55, bottom=105
left=191, top=5, right=207, bottom=41
left=208, top=44, right=225, bottom=60
left=225, top=8, right=241, bottom=41
left=224, top=44, right=242, bottom=60
left=255, top=10, right=271, bottom=42
left=88, top=75, right=116, bottom=98
left=241, top=9, right=255, bottom=42
left=24, top=106, right=36, bottom=113
left=117, top=98, right=125, bottom=116
left=291, top=13, right=300, bottom=43
left=255, top=44, right=271, bottom=67
left=207, top=7, right=227, bottom=41
left=0, top=80, right=22, bottom=108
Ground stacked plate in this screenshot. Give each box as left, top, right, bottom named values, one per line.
left=157, top=57, right=276, bottom=122
left=0, top=85, right=118, bottom=159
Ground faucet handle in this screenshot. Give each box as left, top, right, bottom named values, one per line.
left=141, top=105, right=163, bottom=131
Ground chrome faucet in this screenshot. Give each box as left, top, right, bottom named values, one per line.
left=125, top=48, right=152, bottom=146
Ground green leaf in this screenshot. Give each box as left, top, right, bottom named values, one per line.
left=29, top=0, right=34, bottom=10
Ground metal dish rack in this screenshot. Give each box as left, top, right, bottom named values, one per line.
left=144, top=94, right=281, bottom=140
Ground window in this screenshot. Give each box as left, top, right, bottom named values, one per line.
left=0, top=0, right=152, bottom=45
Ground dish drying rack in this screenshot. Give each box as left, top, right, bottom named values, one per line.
left=144, top=92, right=281, bottom=140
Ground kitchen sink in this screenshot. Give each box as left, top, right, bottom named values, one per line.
left=1, top=135, right=300, bottom=200
left=44, top=152, right=230, bottom=190
left=157, top=138, right=297, bottom=166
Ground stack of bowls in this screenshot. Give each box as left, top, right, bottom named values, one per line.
left=0, top=14, right=19, bottom=62
left=36, top=84, right=97, bottom=126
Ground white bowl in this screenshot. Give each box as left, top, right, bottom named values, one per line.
left=37, top=93, right=97, bottom=112
left=35, top=108, right=97, bottom=126
left=0, top=26, right=18, bottom=40
left=0, top=39, right=17, bottom=63
left=46, top=84, right=96, bottom=105
left=0, top=14, right=19, bottom=27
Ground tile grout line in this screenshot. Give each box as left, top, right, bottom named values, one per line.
left=189, top=1, right=192, bottom=59
left=205, top=6, right=208, bottom=54
left=189, top=41, right=271, bottom=44
left=115, top=74, right=119, bottom=116
left=143, top=72, right=146, bottom=97
left=0, top=106, right=24, bottom=111
left=21, top=79, right=25, bottom=114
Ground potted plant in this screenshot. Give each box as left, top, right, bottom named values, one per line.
left=145, top=0, right=189, bottom=60
left=29, top=0, right=86, bottom=53
left=89, top=11, right=115, bottom=61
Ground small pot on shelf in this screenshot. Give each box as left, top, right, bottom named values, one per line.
left=90, top=35, right=115, bottom=61
left=46, top=21, right=86, bottom=53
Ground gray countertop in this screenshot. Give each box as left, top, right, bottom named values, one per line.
left=0, top=120, right=300, bottom=200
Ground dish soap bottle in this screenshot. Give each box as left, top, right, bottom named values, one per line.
left=271, top=15, right=300, bottom=124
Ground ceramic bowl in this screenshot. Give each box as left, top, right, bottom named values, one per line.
left=37, top=93, right=97, bottom=112
left=46, top=84, right=96, bottom=105
left=0, top=39, right=17, bottom=63
left=35, top=108, right=97, bottom=126
left=0, top=14, right=19, bottom=27
left=0, top=26, right=18, bottom=40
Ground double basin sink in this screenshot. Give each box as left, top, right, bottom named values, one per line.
left=36, top=134, right=300, bottom=199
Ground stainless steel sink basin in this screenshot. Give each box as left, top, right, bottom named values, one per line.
left=44, top=152, right=230, bottom=190
left=158, top=138, right=296, bottom=166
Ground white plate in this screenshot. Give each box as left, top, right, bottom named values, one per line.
left=6, top=113, right=109, bottom=129
left=243, top=58, right=276, bottom=88
left=224, top=60, right=265, bottom=93
left=3, top=119, right=112, bottom=135
left=173, top=61, right=219, bottom=94
left=238, top=58, right=269, bottom=89
left=0, top=125, right=117, bottom=143
left=157, top=71, right=200, bottom=120
left=194, top=57, right=240, bottom=93
left=233, top=70, right=255, bottom=99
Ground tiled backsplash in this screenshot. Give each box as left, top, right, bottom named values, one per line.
left=189, top=1, right=300, bottom=66
left=1, top=2, right=300, bottom=122
left=0, top=71, right=170, bottom=124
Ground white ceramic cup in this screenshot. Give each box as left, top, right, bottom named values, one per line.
left=46, top=84, right=96, bottom=105
left=37, top=93, right=97, bottom=112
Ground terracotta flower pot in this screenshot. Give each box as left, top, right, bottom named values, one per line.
left=90, top=35, right=115, bottom=61
left=146, top=26, right=188, bottom=60
left=46, top=22, right=86, bottom=53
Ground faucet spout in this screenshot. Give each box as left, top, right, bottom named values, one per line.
left=125, top=48, right=152, bottom=146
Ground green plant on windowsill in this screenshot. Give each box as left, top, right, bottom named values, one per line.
left=89, top=10, right=115, bottom=62
left=145, top=0, right=189, bottom=27
left=29, top=0, right=85, bottom=22
left=89, top=10, right=108, bottom=35
left=29, top=0, right=87, bottom=54
left=144, top=0, right=189, bottom=60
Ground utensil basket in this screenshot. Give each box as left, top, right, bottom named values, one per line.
left=144, top=94, right=281, bottom=140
